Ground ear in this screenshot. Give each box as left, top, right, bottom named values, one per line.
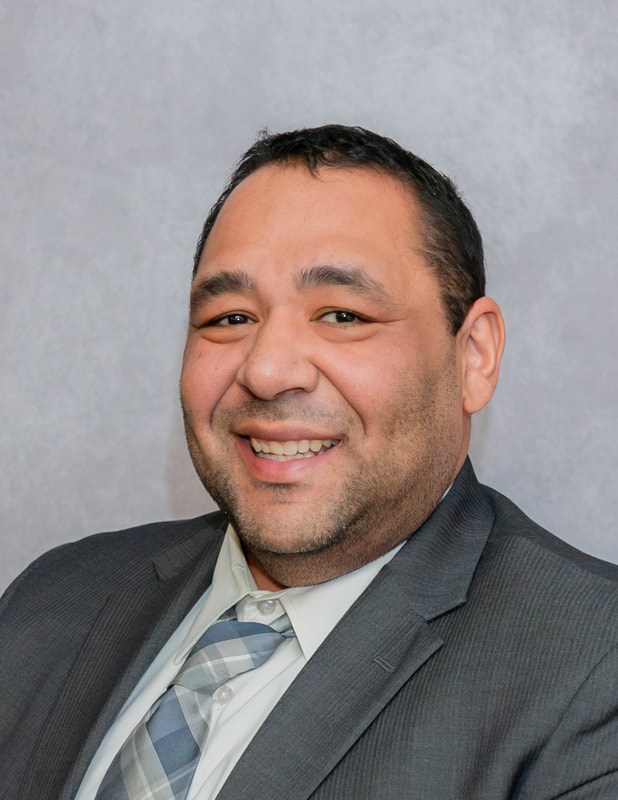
left=458, top=297, right=505, bottom=415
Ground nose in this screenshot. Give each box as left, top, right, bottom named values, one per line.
left=236, top=315, right=320, bottom=400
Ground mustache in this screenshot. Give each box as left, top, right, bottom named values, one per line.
left=181, top=391, right=353, bottom=429
left=217, top=396, right=348, bottom=426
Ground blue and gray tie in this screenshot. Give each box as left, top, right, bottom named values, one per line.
left=96, top=609, right=292, bottom=800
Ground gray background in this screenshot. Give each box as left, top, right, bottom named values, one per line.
left=1, top=0, right=616, bottom=593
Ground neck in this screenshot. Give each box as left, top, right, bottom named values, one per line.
left=245, top=549, right=287, bottom=590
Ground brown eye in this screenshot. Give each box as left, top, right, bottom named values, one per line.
left=335, top=311, right=358, bottom=323
left=321, top=310, right=361, bottom=324
left=208, top=313, right=253, bottom=326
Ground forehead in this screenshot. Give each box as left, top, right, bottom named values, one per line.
left=201, top=164, right=423, bottom=260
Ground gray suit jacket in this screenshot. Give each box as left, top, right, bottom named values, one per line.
left=1, top=460, right=617, bottom=799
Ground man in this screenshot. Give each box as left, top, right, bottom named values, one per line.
left=1, top=125, right=616, bottom=799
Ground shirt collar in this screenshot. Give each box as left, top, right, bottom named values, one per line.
left=180, top=525, right=405, bottom=662
left=278, top=543, right=404, bottom=660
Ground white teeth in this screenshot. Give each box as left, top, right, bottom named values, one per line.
left=249, top=437, right=339, bottom=459
left=260, top=452, right=314, bottom=461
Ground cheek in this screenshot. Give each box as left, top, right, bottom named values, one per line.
left=338, top=347, right=457, bottom=442
left=324, top=345, right=417, bottom=415
left=180, top=340, right=240, bottom=421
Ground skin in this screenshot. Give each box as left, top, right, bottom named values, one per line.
left=181, top=164, right=505, bottom=589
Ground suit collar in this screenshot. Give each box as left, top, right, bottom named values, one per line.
left=152, top=511, right=228, bottom=581
left=387, top=457, right=495, bottom=620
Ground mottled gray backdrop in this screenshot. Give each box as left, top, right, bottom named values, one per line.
left=1, top=0, right=616, bottom=592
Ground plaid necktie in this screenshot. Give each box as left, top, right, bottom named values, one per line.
left=96, top=608, right=293, bottom=800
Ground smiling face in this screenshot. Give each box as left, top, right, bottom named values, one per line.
left=181, top=164, right=471, bottom=587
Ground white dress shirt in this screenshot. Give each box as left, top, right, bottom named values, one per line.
left=76, top=526, right=404, bottom=799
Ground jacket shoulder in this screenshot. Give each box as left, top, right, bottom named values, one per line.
left=475, top=484, right=618, bottom=649
left=484, top=483, right=618, bottom=583
left=0, top=511, right=227, bottom=616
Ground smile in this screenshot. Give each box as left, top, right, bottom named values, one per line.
left=249, top=437, right=340, bottom=461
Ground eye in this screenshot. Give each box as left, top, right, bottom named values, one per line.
left=320, top=309, right=364, bottom=324
left=207, top=312, right=254, bottom=327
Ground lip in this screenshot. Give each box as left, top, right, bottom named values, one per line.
left=233, top=422, right=343, bottom=442
left=236, top=434, right=341, bottom=483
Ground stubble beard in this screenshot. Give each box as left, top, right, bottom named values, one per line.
left=181, top=357, right=462, bottom=586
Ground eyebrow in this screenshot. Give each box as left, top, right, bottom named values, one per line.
left=190, top=263, right=394, bottom=313
left=295, top=264, right=392, bottom=304
left=190, top=270, right=256, bottom=314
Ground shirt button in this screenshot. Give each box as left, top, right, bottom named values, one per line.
left=256, top=599, right=276, bottom=615
left=213, top=685, right=234, bottom=704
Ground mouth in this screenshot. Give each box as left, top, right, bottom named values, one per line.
left=247, top=436, right=341, bottom=462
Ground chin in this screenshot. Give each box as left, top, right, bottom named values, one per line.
left=227, top=505, right=349, bottom=557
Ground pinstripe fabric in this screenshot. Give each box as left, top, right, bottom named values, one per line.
left=95, top=611, right=293, bottom=800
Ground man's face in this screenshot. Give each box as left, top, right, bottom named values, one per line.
left=181, top=164, right=470, bottom=586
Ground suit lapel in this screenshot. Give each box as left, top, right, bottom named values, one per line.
left=219, top=460, right=494, bottom=800
left=20, top=515, right=226, bottom=800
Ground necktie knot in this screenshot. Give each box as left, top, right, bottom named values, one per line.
left=172, top=619, right=288, bottom=693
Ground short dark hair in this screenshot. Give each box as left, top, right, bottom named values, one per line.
left=193, top=124, right=485, bottom=334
